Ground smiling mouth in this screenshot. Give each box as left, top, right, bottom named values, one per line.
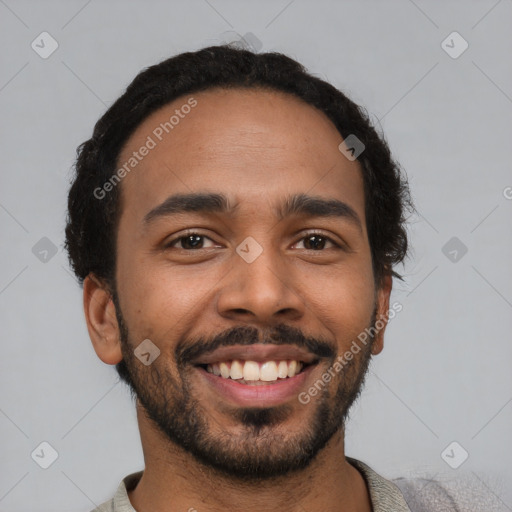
left=196, top=359, right=317, bottom=386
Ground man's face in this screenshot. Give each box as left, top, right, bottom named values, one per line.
left=111, top=88, right=390, bottom=479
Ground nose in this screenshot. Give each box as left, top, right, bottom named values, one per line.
left=216, top=244, right=305, bottom=326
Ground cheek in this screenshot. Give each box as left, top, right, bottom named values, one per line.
left=302, top=263, right=376, bottom=345
left=115, top=252, right=221, bottom=340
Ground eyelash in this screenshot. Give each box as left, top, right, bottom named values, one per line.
left=165, top=230, right=342, bottom=250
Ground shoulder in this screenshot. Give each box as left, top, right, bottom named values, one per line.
left=393, top=477, right=458, bottom=511
left=89, top=500, right=114, bottom=512
left=88, top=470, right=143, bottom=512
left=392, top=473, right=506, bottom=512
left=348, top=457, right=506, bottom=512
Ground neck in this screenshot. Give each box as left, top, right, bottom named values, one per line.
left=128, top=404, right=372, bottom=512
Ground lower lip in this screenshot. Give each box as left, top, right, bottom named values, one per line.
left=196, top=364, right=316, bottom=407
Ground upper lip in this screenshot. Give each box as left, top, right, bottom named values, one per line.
left=192, top=344, right=319, bottom=365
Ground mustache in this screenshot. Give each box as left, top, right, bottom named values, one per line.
left=176, top=324, right=335, bottom=367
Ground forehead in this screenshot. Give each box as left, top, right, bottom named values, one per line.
left=116, top=87, right=365, bottom=225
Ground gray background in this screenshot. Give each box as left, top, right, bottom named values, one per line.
left=1, top=0, right=511, bottom=511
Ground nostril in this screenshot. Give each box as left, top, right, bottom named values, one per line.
left=231, top=308, right=251, bottom=315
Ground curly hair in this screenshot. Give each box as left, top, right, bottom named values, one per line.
left=65, top=44, right=413, bottom=290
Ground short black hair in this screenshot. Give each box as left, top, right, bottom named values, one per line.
left=65, top=44, right=412, bottom=290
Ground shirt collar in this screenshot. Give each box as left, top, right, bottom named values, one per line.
left=347, top=457, right=412, bottom=511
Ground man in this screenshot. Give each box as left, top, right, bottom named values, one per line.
left=65, top=45, right=469, bottom=511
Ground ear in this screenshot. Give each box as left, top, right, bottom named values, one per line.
left=371, top=272, right=393, bottom=356
left=83, top=274, right=123, bottom=365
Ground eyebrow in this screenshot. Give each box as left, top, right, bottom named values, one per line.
left=143, top=192, right=362, bottom=232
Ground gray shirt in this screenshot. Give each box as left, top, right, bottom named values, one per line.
left=90, top=457, right=504, bottom=511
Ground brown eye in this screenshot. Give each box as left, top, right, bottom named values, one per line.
left=168, top=233, right=216, bottom=250
left=295, top=233, right=338, bottom=251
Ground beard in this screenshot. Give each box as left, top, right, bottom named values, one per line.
left=113, top=293, right=376, bottom=482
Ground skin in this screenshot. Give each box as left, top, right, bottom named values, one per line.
left=83, top=87, right=392, bottom=512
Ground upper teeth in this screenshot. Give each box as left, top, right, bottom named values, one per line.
left=206, top=360, right=304, bottom=382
